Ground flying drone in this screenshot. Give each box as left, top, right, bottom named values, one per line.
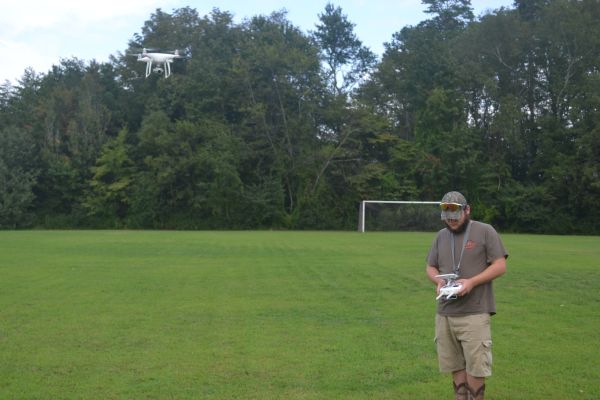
left=134, top=48, right=186, bottom=78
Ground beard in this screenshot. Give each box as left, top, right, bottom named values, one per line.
left=445, top=214, right=471, bottom=234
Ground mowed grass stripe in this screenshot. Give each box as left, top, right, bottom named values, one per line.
left=0, top=231, right=599, bottom=399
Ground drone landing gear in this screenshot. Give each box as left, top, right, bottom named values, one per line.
left=145, top=61, right=172, bottom=78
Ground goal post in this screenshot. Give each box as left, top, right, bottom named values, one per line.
left=358, top=200, right=440, bottom=233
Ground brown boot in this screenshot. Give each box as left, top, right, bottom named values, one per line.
left=468, top=383, right=485, bottom=400
left=453, top=381, right=468, bottom=400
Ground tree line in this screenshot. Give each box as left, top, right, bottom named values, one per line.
left=1, top=0, right=599, bottom=233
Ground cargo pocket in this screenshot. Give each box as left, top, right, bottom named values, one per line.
left=465, top=339, right=493, bottom=377
left=481, top=340, right=493, bottom=376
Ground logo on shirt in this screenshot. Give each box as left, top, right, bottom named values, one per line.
left=465, top=240, right=476, bottom=250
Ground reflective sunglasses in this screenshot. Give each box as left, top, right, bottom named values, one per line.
left=440, top=202, right=464, bottom=212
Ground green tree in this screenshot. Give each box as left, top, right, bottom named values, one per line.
left=233, top=11, right=323, bottom=226
left=29, top=59, right=115, bottom=226
left=127, top=111, right=243, bottom=229
left=84, top=128, right=134, bottom=226
left=313, top=3, right=376, bottom=96
left=297, top=4, right=378, bottom=227
left=0, top=126, right=38, bottom=228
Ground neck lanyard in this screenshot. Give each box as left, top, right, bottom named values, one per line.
left=450, top=221, right=471, bottom=275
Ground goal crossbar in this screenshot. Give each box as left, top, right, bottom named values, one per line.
left=358, top=200, right=440, bottom=232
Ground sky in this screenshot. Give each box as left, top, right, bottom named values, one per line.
left=0, top=0, right=514, bottom=84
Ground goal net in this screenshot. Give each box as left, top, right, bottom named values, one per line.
left=358, top=200, right=441, bottom=232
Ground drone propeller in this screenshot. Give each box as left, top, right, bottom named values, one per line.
left=172, top=50, right=192, bottom=59
left=127, top=47, right=159, bottom=54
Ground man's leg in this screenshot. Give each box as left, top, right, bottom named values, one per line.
left=436, top=315, right=468, bottom=399
left=452, top=370, right=468, bottom=400
left=466, top=375, right=485, bottom=400
left=454, top=314, right=491, bottom=399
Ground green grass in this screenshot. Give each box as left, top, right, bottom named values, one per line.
left=0, top=230, right=599, bottom=399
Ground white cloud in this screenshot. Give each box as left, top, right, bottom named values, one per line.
left=0, top=0, right=183, bottom=83
left=1, top=1, right=172, bottom=33
left=0, top=38, right=50, bottom=83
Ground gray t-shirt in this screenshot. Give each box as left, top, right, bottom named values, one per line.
left=427, top=220, right=508, bottom=316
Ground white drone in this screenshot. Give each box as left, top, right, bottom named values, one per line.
left=135, top=48, right=185, bottom=78
left=435, top=273, right=463, bottom=301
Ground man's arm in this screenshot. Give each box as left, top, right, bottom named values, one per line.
left=457, top=257, right=507, bottom=296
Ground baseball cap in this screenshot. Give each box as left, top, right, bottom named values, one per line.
left=440, top=191, right=467, bottom=220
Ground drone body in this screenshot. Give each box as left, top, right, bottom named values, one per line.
left=136, top=48, right=184, bottom=78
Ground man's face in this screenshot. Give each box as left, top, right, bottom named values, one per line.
left=444, top=205, right=470, bottom=233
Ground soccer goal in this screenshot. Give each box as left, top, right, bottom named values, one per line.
left=358, top=200, right=441, bottom=232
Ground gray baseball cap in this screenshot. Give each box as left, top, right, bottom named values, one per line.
left=440, top=191, right=467, bottom=220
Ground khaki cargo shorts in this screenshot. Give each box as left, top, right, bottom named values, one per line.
left=435, top=313, right=492, bottom=377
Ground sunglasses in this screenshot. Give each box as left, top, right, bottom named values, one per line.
left=440, top=203, right=464, bottom=212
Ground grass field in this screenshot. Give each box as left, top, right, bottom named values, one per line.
left=1, top=230, right=599, bottom=399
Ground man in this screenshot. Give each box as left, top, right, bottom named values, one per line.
left=426, top=191, right=508, bottom=400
